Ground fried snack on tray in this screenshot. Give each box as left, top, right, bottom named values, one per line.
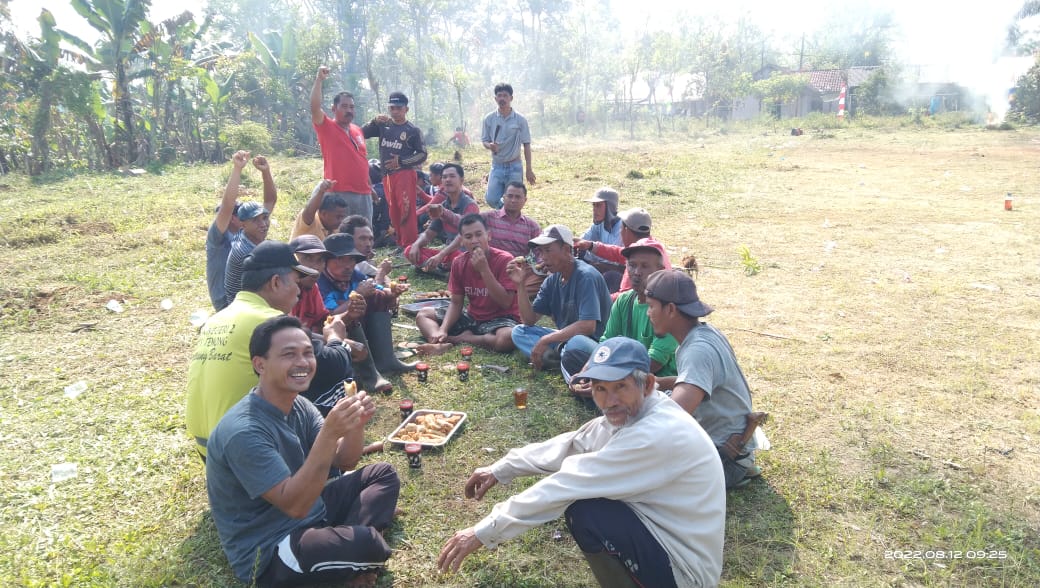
left=390, top=413, right=463, bottom=444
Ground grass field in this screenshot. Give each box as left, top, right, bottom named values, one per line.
left=1, top=121, right=1038, bottom=587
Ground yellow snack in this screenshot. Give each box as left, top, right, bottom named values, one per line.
left=349, top=291, right=363, bottom=300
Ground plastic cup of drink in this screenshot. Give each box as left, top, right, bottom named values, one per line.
left=1005, top=194, right=1014, bottom=211
left=460, top=346, right=474, bottom=360
left=513, top=387, right=528, bottom=409
left=416, top=362, right=429, bottom=383
left=405, top=443, right=422, bottom=468
left=399, top=399, right=414, bottom=421
left=457, top=362, right=470, bottom=382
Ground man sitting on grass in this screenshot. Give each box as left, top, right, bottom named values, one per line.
left=187, top=241, right=316, bottom=459
left=290, top=178, right=349, bottom=241
left=438, top=337, right=724, bottom=588
left=644, top=268, right=766, bottom=490
left=207, top=315, right=399, bottom=588
left=414, top=214, right=519, bottom=355
left=207, top=150, right=277, bottom=311
left=561, top=238, right=679, bottom=394
left=507, top=224, right=612, bottom=372
left=572, top=207, right=671, bottom=298
left=404, top=162, right=479, bottom=275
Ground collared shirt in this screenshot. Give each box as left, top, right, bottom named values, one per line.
left=186, top=291, right=281, bottom=454
left=481, top=109, right=531, bottom=165
left=313, top=115, right=370, bottom=194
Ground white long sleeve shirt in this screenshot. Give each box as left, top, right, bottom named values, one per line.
left=473, top=390, right=726, bottom=588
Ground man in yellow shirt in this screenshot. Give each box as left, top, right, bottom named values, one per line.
left=186, top=241, right=317, bottom=459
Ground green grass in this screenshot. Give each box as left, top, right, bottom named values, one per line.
left=1, top=124, right=1039, bottom=587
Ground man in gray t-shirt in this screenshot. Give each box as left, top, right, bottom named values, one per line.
left=645, top=269, right=763, bottom=490
left=481, top=82, right=536, bottom=210
left=206, top=315, right=399, bottom=586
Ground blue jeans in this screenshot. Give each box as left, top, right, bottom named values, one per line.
left=510, top=324, right=558, bottom=360
left=560, top=334, right=598, bottom=383
left=485, top=160, right=523, bottom=209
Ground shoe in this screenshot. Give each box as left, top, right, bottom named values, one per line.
left=365, top=312, right=419, bottom=375
left=348, top=322, right=393, bottom=394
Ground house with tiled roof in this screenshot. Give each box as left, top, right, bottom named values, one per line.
left=732, top=66, right=882, bottom=120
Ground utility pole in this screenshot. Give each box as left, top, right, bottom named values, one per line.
left=799, top=33, right=805, bottom=71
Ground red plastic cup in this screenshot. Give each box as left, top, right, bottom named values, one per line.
left=460, top=346, right=474, bottom=360
left=1005, top=195, right=1014, bottom=211
left=416, top=362, right=429, bottom=383
left=457, top=362, right=470, bottom=382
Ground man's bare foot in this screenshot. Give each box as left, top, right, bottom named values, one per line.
left=361, top=442, right=384, bottom=455
left=345, top=571, right=378, bottom=588
left=416, top=342, right=453, bottom=356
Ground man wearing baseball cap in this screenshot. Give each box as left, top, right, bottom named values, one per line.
left=363, top=91, right=428, bottom=251
left=644, top=269, right=767, bottom=489
left=561, top=237, right=679, bottom=395
left=574, top=207, right=672, bottom=297
left=577, top=187, right=624, bottom=284
left=505, top=224, right=611, bottom=371
left=187, top=240, right=317, bottom=459
left=224, top=197, right=276, bottom=307
left=438, top=337, right=725, bottom=588
left=207, top=150, right=278, bottom=311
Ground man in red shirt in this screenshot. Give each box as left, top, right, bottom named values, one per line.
left=415, top=214, right=519, bottom=354
left=310, top=66, right=372, bottom=221
left=404, top=163, right=479, bottom=272
left=573, top=208, right=672, bottom=299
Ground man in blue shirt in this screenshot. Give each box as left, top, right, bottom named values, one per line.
left=507, top=225, right=612, bottom=372
left=481, top=83, right=536, bottom=209
left=206, top=315, right=399, bottom=587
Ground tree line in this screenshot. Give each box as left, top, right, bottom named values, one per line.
left=6, top=0, right=1018, bottom=176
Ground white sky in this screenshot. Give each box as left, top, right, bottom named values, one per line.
left=10, top=0, right=1032, bottom=69
left=9, top=0, right=209, bottom=43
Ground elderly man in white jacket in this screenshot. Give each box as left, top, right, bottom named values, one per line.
left=438, top=337, right=726, bottom=588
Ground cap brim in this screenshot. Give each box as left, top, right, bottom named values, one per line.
left=294, top=247, right=328, bottom=254
left=676, top=300, right=713, bottom=317
left=332, top=251, right=366, bottom=261
left=621, top=245, right=661, bottom=258
left=293, top=264, right=320, bottom=277
left=528, top=236, right=560, bottom=247
left=573, top=363, right=636, bottom=383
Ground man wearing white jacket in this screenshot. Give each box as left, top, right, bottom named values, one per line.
left=438, top=337, right=726, bottom=588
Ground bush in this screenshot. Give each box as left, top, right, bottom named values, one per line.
left=224, top=121, right=273, bottom=156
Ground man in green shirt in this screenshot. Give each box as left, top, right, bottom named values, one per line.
left=561, top=238, right=679, bottom=398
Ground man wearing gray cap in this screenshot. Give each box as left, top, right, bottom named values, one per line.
left=574, top=207, right=672, bottom=296
left=207, top=150, right=277, bottom=311
left=578, top=187, right=624, bottom=281
left=438, top=337, right=725, bottom=588
left=506, top=224, right=612, bottom=371
left=224, top=198, right=276, bottom=307
left=644, top=269, right=767, bottom=489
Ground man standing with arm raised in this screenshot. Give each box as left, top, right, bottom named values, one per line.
left=482, top=83, right=535, bottom=210
left=309, top=66, right=372, bottom=221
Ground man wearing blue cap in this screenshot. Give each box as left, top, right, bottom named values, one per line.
left=438, top=337, right=725, bottom=588
left=207, top=150, right=278, bottom=311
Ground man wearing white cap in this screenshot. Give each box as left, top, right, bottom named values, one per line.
left=506, top=224, right=611, bottom=371
left=438, top=337, right=725, bottom=588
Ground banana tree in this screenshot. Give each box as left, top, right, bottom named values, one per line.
left=59, top=0, right=151, bottom=165
left=198, top=65, right=235, bottom=161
